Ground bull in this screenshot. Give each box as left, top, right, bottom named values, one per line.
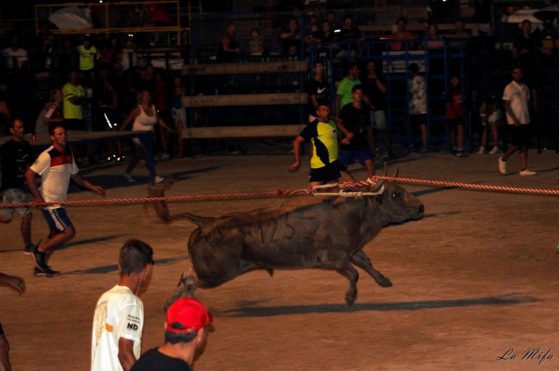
left=150, top=177, right=424, bottom=305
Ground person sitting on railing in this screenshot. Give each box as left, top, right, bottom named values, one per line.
left=280, top=18, right=302, bottom=56
left=389, top=17, right=416, bottom=51
left=333, top=13, right=362, bottom=64
left=217, top=23, right=243, bottom=62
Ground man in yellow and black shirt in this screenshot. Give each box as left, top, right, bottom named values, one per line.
left=289, top=101, right=353, bottom=187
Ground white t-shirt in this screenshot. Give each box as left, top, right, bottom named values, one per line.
left=502, top=81, right=530, bottom=125
left=3, top=47, right=28, bottom=69
left=91, top=285, right=144, bottom=371
left=29, top=146, right=79, bottom=208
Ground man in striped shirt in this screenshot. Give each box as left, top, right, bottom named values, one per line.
left=25, top=123, right=105, bottom=276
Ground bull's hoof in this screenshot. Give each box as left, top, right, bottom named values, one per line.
left=345, top=291, right=356, bottom=306
left=377, top=276, right=393, bottom=287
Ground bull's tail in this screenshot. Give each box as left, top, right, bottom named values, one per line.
left=148, top=179, right=214, bottom=226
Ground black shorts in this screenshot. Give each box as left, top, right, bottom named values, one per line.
left=309, top=161, right=346, bottom=183
left=410, top=114, right=426, bottom=127
left=447, top=117, right=464, bottom=128
left=509, top=124, right=532, bottom=147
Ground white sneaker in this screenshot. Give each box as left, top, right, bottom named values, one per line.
left=519, top=169, right=536, bottom=176
left=159, top=152, right=170, bottom=160
left=154, top=176, right=165, bottom=184
left=477, top=147, right=486, bottom=154
left=498, top=157, right=507, bottom=175
left=123, top=172, right=136, bottom=183
left=489, top=146, right=500, bottom=155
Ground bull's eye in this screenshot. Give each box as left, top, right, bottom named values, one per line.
left=391, top=191, right=400, bottom=200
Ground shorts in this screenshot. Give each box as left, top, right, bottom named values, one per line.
left=41, top=207, right=73, bottom=234
left=410, top=114, right=426, bottom=127
left=509, top=124, right=532, bottom=147
left=339, top=149, right=374, bottom=166
left=370, top=110, right=387, bottom=130
left=447, top=117, right=464, bottom=128
left=0, top=189, right=32, bottom=222
left=309, top=160, right=345, bottom=183
left=0, top=322, right=3, bottom=336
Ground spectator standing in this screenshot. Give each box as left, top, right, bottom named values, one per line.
left=131, top=298, right=213, bottom=371
left=498, top=67, right=536, bottom=176
left=408, top=63, right=428, bottom=152
left=25, top=123, right=105, bottom=276
left=288, top=100, right=352, bottom=187
left=248, top=28, right=265, bottom=56
left=512, top=19, right=542, bottom=91
left=337, top=85, right=375, bottom=181
left=120, top=90, right=173, bottom=184
left=78, top=35, right=98, bottom=84
left=478, top=96, right=502, bottom=154
left=91, top=239, right=154, bottom=371
left=445, top=75, right=466, bottom=156
left=120, top=38, right=137, bottom=71
left=0, top=119, right=37, bottom=254
left=2, top=35, right=28, bottom=71
left=307, top=61, right=329, bottom=122
left=36, top=87, right=63, bottom=139
left=334, top=63, right=361, bottom=118
left=171, top=76, right=186, bottom=157
left=280, top=18, right=302, bottom=56
left=362, top=61, right=394, bottom=159
left=0, top=271, right=25, bottom=371
left=62, top=70, right=87, bottom=131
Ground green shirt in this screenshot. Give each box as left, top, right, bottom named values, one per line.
left=62, top=83, right=84, bottom=120
left=78, top=45, right=97, bottom=71
left=336, top=77, right=361, bottom=109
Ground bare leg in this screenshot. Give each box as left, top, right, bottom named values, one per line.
left=20, top=213, right=32, bottom=247
left=490, top=123, right=499, bottom=148
left=501, top=144, right=518, bottom=162
left=480, top=127, right=487, bottom=149
left=0, top=333, right=11, bottom=371
left=420, top=124, right=427, bottom=149
left=449, top=126, right=456, bottom=149
left=519, top=146, right=528, bottom=170
left=363, top=159, right=375, bottom=179
left=39, top=226, right=75, bottom=255
left=457, top=124, right=464, bottom=149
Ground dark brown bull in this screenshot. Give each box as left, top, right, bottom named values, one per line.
left=150, top=178, right=424, bottom=305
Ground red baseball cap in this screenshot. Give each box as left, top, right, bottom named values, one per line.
left=166, top=298, right=213, bottom=333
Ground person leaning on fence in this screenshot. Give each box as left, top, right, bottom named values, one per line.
left=408, top=63, right=428, bottom=152
left=288, top=100, right=353, bottom=188
left=478, top=96, right=502, bottom=155
left=498, top=66, right=536, bottom=176
left=91, top=239, right=154, bottom=371
left=131, top=298, right=213, bottom=371
left=0, top=119, right=37, bottom=255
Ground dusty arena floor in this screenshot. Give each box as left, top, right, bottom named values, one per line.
left=1, top=148, right=558, bottom=370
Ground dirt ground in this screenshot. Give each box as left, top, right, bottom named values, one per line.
left=1, top=148, right=558, bottom=370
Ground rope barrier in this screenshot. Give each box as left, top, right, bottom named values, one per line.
left=0, top=176, right=557, bottom=209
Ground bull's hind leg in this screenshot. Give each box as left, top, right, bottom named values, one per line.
left=350, top=250, right=392, bottom=287
left=336, top=263, right=359, bottom=306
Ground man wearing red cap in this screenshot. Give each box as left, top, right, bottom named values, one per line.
left=131, top=297, right=213, bottom=371
left=91, top=239, right=154, bottom=371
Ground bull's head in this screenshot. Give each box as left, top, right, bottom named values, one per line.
left=368, top=168, right=424, bottom=223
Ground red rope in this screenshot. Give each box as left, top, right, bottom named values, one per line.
left=0, top=176, right=557, bottom=209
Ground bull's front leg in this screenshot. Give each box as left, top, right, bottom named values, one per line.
left=335, top=263, right=359, bottom=306
left=350, top=250, right=392, bottom=287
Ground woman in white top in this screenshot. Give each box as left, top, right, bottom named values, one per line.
left=120, top=90, right=173, bottom=184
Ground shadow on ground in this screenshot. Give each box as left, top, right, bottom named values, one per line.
left=219, top=294, right=538, bottom=317
left=64, top=255, right=186, bottom=275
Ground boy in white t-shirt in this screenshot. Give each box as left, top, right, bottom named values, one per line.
left=91, top=239, right=154, bottom=371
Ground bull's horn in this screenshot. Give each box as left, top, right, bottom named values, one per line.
left=392, top=168, right=399, bottom=178
left=370, top=178, right=386, bottom=194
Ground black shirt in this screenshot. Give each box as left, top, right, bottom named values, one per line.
left=307, top=78, right=328, bottom=115
left=131, top=348, right=192, bottom=371
left=0, top=139, right=33, bottom=191
left=340, top=104, right=370, bottom=151
left=362, top=76, right=385, bottom=111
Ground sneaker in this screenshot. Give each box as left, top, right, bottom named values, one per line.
left=31, top=245, right=51, bottom=273
left=498, top=157, right=507, bottom=175
left=123, top=172, right=136, bottom=183
left=477, top=147, right=487, bottom=154
left=159, top=152, right=170, bottom=160
left=489, top=146, right=501, bottom=155
left=154, top=176, right=165, bottom=184
left=33, top=266, right=60, bottom=277
left=519, top=169, right=536, bottom=176
left=420, top=147, right=429, bottom=153
left=24, top=244, right=34, bottom=255
left=455, top=150, right=466, bottom=157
